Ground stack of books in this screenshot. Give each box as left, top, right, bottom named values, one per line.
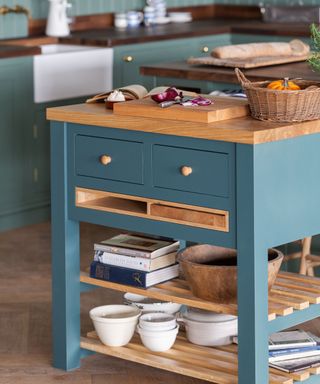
left=90, top=234, right=180, bottom=288
left=269, top=330, right=320, bottom=373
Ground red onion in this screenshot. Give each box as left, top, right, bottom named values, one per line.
left=151, top=87, right=180, bottom=103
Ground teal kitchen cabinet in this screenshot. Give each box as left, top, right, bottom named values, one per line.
left=113, top=34, right=232, bottom=90
left=0, top=54, right=87, bottom=232
left=0, top=57, right=45, bottom=231
left=231, top=33, right=311, bottom=45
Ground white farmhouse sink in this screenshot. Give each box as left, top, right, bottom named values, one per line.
left=34, top=44, right=113, bottom=103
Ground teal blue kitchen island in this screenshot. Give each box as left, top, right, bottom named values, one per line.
left=48, top=102, right=320, bottom=384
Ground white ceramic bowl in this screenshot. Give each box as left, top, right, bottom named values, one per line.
left=124, top=292, right=182, bottom=314
left=89, top=305, right=141, bottom=347
left=179, top=308, right=237, bottom=347
left=137, top=324, right=179, bottom=352
left=139, top=312, right=177, bottom=331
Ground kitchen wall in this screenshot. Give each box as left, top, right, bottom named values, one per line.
left=1, top=0, right=318, bottom=39
left=6, top=0, right=320, bottom=20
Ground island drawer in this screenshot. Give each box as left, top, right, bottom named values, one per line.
left=75, top=134, right=144, bottom=185
left=152, top=144, right=230, bottom=198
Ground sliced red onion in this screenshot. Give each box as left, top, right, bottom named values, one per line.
left=189, top=96, right=212, bottom=106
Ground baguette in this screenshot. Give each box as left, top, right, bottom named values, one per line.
left=211, top=40, right=309, bottom=59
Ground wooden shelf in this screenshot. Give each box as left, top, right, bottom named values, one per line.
left=81, top=331, right=320, bottom=384
left=80, top=271, right=320, bottom=322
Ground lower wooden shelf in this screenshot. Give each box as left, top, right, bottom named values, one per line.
left=80, top=271, right=320, bottom=322
left=81, top=331, right=320, bottom=384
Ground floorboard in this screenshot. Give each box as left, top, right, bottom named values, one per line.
left=0, top=222, right=202, bottom=383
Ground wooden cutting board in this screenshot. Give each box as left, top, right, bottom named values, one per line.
left=187, top=54, right=309, bottom=69
left=113, top=96, right=249, bottom=123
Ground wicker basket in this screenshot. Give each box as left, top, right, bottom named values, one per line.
left=235, top=68, right=320, bottom=122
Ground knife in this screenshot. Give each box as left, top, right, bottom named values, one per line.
left=159, top=96, right=193, bottom=108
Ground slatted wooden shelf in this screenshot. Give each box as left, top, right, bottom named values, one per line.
left=80, top=270, right=320, bottom=321
left=81, top=331, right=320, bottom=384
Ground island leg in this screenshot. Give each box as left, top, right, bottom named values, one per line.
left=51, top=122, right=81, bottom=370
left=236, top=144, right=269, bottom=384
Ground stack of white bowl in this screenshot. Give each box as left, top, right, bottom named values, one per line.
left=137, top=312, right=179, bottom=352
left=146, top=0, right=169, bottom=24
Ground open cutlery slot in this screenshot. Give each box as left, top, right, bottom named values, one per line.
left=75, top=187, right=229, bottom=232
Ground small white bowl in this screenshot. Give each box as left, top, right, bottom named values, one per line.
left=137, top=324, right=179, bottom=352
left=139, top=312, right=177, bottom=331
left=124, top=292, right=182, bottom=314
left=90, top=305, right=141, bottom=347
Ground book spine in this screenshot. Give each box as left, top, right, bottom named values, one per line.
left=94, top=250, right=152, bottom=272
left=94, top=244, right=150, bottom=258
left=269, top=342, right=316, bottom=351
left=269, top=349, right=320, bottom=362
left=269, top=346, right=320, bottom=357
left=90, top=261, right=148, bottom=288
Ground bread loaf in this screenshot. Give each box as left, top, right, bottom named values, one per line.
left=211, top=40, right=309, bottom=59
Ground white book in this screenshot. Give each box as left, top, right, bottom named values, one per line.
left=269, top=330, right=318, bottom=351
left=94, top=250, right=177, bottom=272
left=95, top=234, right=180, bottom=259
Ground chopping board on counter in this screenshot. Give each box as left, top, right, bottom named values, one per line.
left=187, top=54, right=310, bottom=69
left=113, top=96, right=249, bottom=123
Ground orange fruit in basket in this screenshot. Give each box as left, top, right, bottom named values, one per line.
left=267, top=78, right=301, bottom=91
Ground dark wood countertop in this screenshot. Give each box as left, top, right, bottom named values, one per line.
left=59, top=20, right=233, bottom=47
left=59, top=19, right=311, bottom=47
left=140, top=61, right=319, bottom=84
left=0, top=44, right=41, bottom=59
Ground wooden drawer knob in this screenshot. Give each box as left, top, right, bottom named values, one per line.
left=123, top=55, right=134, bottom=62
left=202, top=46, right=209, bottom=53
left=181, top=166, right=192, bottom=176
left=100, top=155, right=112, bottom=165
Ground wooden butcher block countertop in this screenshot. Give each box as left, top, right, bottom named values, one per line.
left=47, top=102, right=320, bottom=145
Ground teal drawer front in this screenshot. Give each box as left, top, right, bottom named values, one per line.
left=152, top=145, right=229, bottom=198
left=75, top=135, right=144, bottom=184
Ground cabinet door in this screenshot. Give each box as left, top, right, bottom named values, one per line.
left=194, top=34, right=232, bottom=57
left=32, top=97, right=88, bottom=208
left=0, top=57, right=34, bottom=229
left=31, top=109, right=51, bottom=200
left=114, top=39, right=193, bottom=89
left=113, top=34, right=233, bottom=91
left=231, top=33, right=311, bottom=45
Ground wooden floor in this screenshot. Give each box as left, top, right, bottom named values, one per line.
left=0, top=222, right=203, bottom=384
left=1, top=222, right=319, bottom=384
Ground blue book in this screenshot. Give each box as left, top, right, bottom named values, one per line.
left=90, top=261, right=179, bottom=288
left=269, top=346, right=320, bottom=363
left=270, top=346, right=320, bottom=357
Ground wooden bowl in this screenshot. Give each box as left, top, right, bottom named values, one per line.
left=178, top=245, right=283, bottom=304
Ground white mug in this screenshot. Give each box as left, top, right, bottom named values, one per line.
left=114, top=13, right=128, bottom=28
left=126, top=11, right=144, bottom=27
